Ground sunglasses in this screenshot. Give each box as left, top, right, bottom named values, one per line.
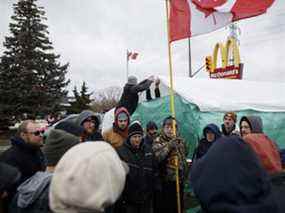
left=27, top=130, right=45, bottom=136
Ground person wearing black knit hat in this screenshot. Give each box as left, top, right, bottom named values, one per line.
left=116, top=121, right=155, bottom=213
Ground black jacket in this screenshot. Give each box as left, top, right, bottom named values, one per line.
left=143, top=135, right=154, bottom=149
left=83, top=131, right=104, bottom=142
left=146, top=87, right=161, bottom=101
left=9, top=172, right=52, bottom=213
left=116, top=139, right=155, bottom=204
left=0, top=137, right=46, bottom=185
left=191, top=136, right=279, bottom=213
left=118, top=80, right=152, bottom=115
left=193, top=124, right=222, bottom=160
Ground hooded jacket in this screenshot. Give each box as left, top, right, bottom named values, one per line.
left=190, top=136, right=279, bottom=213
left=103, top=107, right=130, bottom=148
left=118, top=79, right=152, bottom=115
left=240, top=116, right=263, bottom=134
left=75, top=110, right=103, bottom=142
left=9, top=171, right=52, bottom=213
left=194, top=124, right=222, bottom=160
left=153, top=130, right=188, bottom=182
left=240, top=116, right=282, bottom=174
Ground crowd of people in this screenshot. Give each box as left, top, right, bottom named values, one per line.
left=1, top=76, right=285, bottom=213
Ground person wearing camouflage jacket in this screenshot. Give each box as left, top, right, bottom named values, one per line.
left=152, top=116, right=188, bottom=213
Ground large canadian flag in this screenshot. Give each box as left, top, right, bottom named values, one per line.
left=169, top=0, right=275, bottom=42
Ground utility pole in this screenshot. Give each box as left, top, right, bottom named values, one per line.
left=228, top=23, right=241, bottom=44
left=227, top=23, right=241, bottom=65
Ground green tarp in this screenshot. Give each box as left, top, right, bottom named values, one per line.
left=132, top=94, right=285, bottom=157
left=132, top=94, right=285, bottom=212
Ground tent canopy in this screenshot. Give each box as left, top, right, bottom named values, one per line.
left=159, top=76, right=285, bottom=112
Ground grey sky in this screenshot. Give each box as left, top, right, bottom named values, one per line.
left=0, top=0, right=284, bottom=93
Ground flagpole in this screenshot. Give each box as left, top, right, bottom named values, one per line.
left=188, top=38, right=192, bottom=77
left=126, top=49, right=129, bottom=81
left=165, top=1, right=181, bottom=213
left=165, top=0, right=176, bottom=122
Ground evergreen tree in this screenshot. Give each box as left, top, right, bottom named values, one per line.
left=0, top=0, right=69, bottom=121
left=68, top=82, right=93, bottom=114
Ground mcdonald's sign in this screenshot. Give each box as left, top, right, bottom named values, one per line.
left=207, top=38, right=243, bottom=79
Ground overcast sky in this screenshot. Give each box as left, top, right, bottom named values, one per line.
left=0, top=0, right=284, bottom=93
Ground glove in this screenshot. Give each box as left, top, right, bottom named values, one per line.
left=155, top=78, right=160, bottom=86
left=148, top=75, right=155, bottom=82
left=168, top=139, right=177, bottom=150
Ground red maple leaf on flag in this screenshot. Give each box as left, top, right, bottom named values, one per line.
left=192, top=0, right=227, bottom=9
left=127, top=51, right=132, bottom=60
left=131, top=52, right=138, bottom=60
left=192, top=0, right=216, bottom=18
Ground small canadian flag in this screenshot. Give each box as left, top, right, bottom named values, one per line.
left=127, top=51, right=139, bottom=61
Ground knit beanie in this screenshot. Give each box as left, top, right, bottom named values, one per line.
left=146, top=121, right=158, bottom=131
left=128, top=121, right=143, bottom=138
left=117, top=112, right=128, bottom=121
left=49, top=142, right=127, bottom=213
left=224, top=112, right=237, bottom=123
left=127, top=75, right=138, bottom=85
left=0, top=162, right=21, bottom=194
left=55, top=120, right=84, bottom=137
left=43, top=129, right=80, bottom=166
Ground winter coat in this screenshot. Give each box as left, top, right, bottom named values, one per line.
left=244, top=134, right=282, bottom=174
left=0, top=163, right=21, bottom=213
left=153, top=132, right=188, bottom=182
left=241, top=115, right=282, bottom=174
left=240, top=115, right=263, bottom=133
left=221, top=123, right=239, bottom=136
left=103, top=107, right=130, bottom=148
left=81, top=131, right=103, bottom=142
left=116, top=139, right=155, bottom=205
left=118, top=79, right=152, bottom=115
left=194, top=124, right=222, bottom=159
left=0, top=137, right=46, bottom=185
left=9, top=171, right=52, bottom=213
left=190, top=136, right=279, bottom=213
left=75, top=110, right=103, bottom=142
left=103, top=125, right=127, bottom=148
left=75, top=110, right=101, bottom=129
left=143, top=135, right=154, bottom=149
left=270, top=171, right=285, bottom=212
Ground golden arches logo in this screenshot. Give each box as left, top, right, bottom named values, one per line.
left=208, top=37, right=243, bottom=79
left=213, top=38, right=240, bottom=70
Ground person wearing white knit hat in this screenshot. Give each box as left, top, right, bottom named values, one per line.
left=49, top=142, right=128, bottom=213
